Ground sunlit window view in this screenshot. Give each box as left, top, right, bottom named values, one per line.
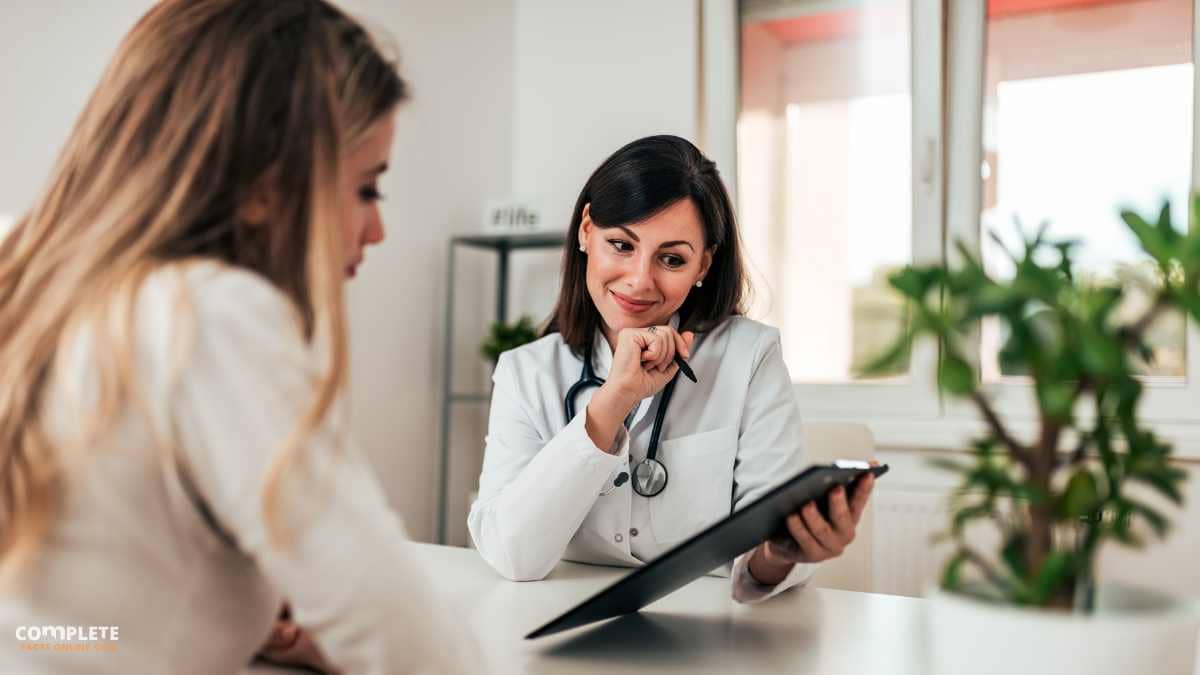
left=738, top=1, right=913, bottom=383
left=980, top=0, right=1195, bottom=379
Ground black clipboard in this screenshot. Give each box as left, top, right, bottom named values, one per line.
left=526, top=461, right=889, bottom=639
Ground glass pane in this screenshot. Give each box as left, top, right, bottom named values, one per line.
left=738, top=0, right=913, bottom=383
left=980, top=0, right=1194, bottom=380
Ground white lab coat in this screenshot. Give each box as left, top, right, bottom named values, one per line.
left=468, top=316, right=815, bottom=602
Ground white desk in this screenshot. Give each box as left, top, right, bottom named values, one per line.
left=252, top=543, right=926, bottom=674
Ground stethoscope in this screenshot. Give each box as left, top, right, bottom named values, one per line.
left=564, top=345, right=678, bottom=498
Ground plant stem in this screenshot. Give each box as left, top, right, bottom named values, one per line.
left=1125, top=293, right=1169, bottom=342
left=971, top=391, right=1033, bottom=467
left=1025, top=415, right=1062, bottom=589
left=960, top=545, right=1013, bottom=596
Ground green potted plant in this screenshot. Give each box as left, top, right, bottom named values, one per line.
left=480, top=315, right=539, bottom=365
left=866, top=198, right=1199, bottom=675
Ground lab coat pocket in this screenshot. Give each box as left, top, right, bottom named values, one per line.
left=649, top=425, right=737, bottom=546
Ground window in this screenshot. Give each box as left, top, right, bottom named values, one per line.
left=738, top=0, right=915, bottom=383
left=709, top=0, right=1200, bottom=452
left=731, top=0, right=944, bottom=419
left=980, top=0, right=1194, bottom=380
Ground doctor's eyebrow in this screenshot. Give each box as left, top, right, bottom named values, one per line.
left=615, top=225, right=641, bottom=241
left=613, top=226, right=696, bottom=252
left=658, top=240, right=695, bottom=252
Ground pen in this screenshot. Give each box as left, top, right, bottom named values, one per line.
left=674, top=355, right=697, bottom=383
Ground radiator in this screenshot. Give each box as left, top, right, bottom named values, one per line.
left=871, top=489, right=956, bottom=598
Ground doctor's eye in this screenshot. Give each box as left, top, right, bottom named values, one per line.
left=607, top=239, right=634, bottom=254
left=660, top=254, right=686, bottom=269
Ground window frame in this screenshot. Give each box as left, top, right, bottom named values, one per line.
left=941, top=0, right=1200, bottom=459
left=707, top=0, right=945, bottom=423
left=706, top=0, right=1200, bottom=458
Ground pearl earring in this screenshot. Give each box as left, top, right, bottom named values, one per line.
left=695, top=280, right=703, bottom=288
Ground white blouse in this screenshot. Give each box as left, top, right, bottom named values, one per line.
left=468, top=316, right=815, bottom=602
left=0, top=262, right=477, bottom=675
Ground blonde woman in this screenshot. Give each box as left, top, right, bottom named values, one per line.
left=0, top=2, right=475, bottom=674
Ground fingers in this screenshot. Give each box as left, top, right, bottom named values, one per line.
left=264, top=620, right=301, bottom=651
left=674, top=330, right=692, bottom=359
left=800, top=501, right=845, bottom=557
left=828, top=485, right=856, bottom=541
left=636, top=326, right=678, bottom=373
left=654, top=328, right=676, bottom=372
left=849, top=473, right=875, bottom=522
left=785, top=511, right=832, bottom=562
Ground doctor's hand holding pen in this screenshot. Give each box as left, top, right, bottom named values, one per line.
left=746, top=462, right=879, bottom=585
left=584, top=325, right=694, bottom=453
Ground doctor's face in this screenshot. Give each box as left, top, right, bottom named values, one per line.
left=578, top=198, right=713, bottom=341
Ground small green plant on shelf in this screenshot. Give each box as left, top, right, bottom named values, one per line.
left=863, top=198, right=1193, bottom=611
left=480, top=316, right=539, bottom=364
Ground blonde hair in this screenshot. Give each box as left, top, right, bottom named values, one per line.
left=0, top=0, right=405, bottom=579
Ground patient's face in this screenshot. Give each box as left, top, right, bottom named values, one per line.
left=339, top=113, right=396, bottom=279
left=579, top=198, right=712, bottom=341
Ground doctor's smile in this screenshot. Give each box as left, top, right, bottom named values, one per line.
left=608, top=289, right=657, bottom=315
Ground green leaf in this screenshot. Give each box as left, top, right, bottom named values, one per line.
left=1030, top=551, right=1075, bottom=605
left=1001, top=532, right=1028, bottom=580
left=890, top=267, right=940, bottom=300
left=952, top=504, right=993, bottom=535
left=480, top=315, right=540, bottom=362
left=970, top=283, right=1024, bottom=316
left=858, top=330, right=914, bottom=378
left=1059, top=470, right=1101, bottom=519
left=1156, top=201, right=1180, bottom=246
left=1125, top=498, right=1170, bottom=538
left=1037, top=381, right=1075, bottom=421
left=941, top=552, right=968, bottom=592
left=939, top=353, right=976, bottom=395
left=1123, top=209, right=1172, bottom=264
left=928, top=457, right=973, bottom=475
left=1079, top=331, right=1124, bottom=376
left=1109, top=502, right=1145, bottom=547
left=1129, top=465, right=1186, bottom=505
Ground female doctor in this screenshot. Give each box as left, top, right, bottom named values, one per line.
left=468, top=135, right=875, bottom=602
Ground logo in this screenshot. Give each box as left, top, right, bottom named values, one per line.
left=15, top=625, right=120, bottom=654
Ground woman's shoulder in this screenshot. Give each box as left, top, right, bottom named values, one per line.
left=133, top=260, right=309, bottom=375
left=140, top=259, right=301, bottom=328
left=148, top=259, right=292, bottom=307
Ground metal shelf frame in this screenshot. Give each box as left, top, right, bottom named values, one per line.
left=436, top=232, right=565, bottom=544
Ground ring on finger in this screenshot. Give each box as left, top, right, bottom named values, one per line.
left=647, top=326, right=657, bottom=333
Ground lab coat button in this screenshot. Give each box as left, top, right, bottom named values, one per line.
left=614, top=533, right=624, bottom=543
left=630, top=528, right=639, bottom=537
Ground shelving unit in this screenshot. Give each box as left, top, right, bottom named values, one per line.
left=436, top=232, right=566, bottom=544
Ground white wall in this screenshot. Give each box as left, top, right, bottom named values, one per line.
left=0, top=1, right=157, bottom=214
left=339, top=0, right=514, bottom=543
left=505, top=0, right=701, bottom=319
left=0, top=0, right=515, bottom=543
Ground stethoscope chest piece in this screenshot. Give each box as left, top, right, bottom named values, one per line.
left=566, top=341, right=683, bottom=499
left=632, top=457, right=668, bottom=497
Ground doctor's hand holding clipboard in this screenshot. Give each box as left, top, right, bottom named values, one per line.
left=467, top=134, right=876, bottom=603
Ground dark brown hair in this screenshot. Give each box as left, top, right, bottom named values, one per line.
left=544, top=135, right=750, bottom=355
